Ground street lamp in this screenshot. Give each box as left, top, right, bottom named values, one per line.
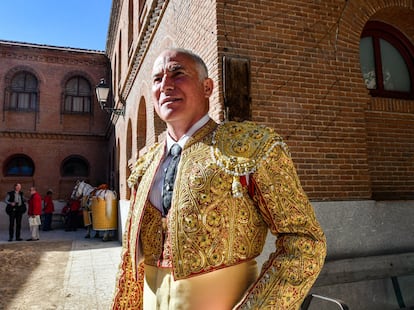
left=95, top=78, right=125, bottom=116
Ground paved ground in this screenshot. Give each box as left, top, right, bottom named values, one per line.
left=0, top=227, right=122, bottom=310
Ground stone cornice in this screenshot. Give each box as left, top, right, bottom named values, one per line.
left=106, top=0, right=169, bottom=99
left=121, top=0, right=169, bottom=99
left=106, top=0, right=121, bottom=55
left=0, top=41, right=108, bottom=67
left=0, top=131, right=107, bottom=141
left=0, top=39, right=105, bottom=53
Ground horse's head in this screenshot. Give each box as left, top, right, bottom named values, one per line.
left=71, top=180, right=96, bottom=200
left=70, top=180, right=84, bottom=199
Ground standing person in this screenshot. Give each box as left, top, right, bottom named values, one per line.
left=112, top=48, right=327, bottom=309
left=65, top=198, right=81, bottom=231
left=42, top=190, right=55, bottom=231
left=27, top=187, right=42, bottom=241
left=5, top=183, right=26, bottom=242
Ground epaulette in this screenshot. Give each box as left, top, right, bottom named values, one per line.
left=211, top=121, right=289, bottom=197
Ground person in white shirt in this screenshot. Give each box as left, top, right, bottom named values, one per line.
left=112, top=48, right=326, bottom=310
left=5, top=183, right=26, bottom=242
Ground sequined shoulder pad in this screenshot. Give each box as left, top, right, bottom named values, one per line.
left=211, top=121, right=289, bottom=178
left=127, top=143, right=163, bottom=188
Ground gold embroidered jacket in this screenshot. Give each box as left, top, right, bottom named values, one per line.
left=112, top=119, right=326, bottom=309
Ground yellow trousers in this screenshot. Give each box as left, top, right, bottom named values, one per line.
left=143, top=260, right=258, bottom=310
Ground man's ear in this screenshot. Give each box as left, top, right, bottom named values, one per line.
left=203, top=78, right=214, bottom=97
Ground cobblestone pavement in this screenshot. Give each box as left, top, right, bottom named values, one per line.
left=0, top=228, right=122, bottom=310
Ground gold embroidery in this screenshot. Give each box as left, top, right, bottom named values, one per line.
left=127, top=143, right=162, bottom=188
left=114, top=119, right=326, bottom=309
left=169, top=121, right=271, bottom=278
left=112, top=253, right=144, bottom=309
left=140, top=204, right=163, bottom=266
left=211, top=121, right=288, bottom=197
left=236, top=144, right=326, bottom=309
left=128, top=144, right=165, bottom=280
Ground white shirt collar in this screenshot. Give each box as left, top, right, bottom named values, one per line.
left=166, top=114, right=210, bottom=152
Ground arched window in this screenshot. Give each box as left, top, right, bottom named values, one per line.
left=4, top=154, right=35, bottom=176
left=63, top=76, right=92, bottom=113
left=61, top=156, right=89, bottom=177
left=360, top=21, right=414, bottom=99
left=9, top=72, right=38, bottom=111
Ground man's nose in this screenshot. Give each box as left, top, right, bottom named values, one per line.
left=160, top=75, right=174, bottom=92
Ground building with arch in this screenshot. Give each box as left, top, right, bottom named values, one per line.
left=105, top=0, right=414, bottom=308
left=0, top=40, right=111, bottom=207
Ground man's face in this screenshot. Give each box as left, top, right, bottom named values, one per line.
left=151, top=50, right=213, bottom=133
left=15, top=184, right=21, bottom=192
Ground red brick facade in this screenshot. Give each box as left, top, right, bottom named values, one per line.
left=0, top=41, right=111, bottom=200
left=107, top=0, right=414, bottom=202
left=105, top=1, right=414, bottom=307
left=1, top=2, right=412, bottom=306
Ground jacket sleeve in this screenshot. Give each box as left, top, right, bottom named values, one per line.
left=112, top=249, right=144, bottom=309
left=5, top=193, right=11, bottom=205
left=236, top=144, right=326, bottom=310
left=112, top=188, right=144, bottom=310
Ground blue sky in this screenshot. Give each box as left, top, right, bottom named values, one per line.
left=0, top=0, right=112, bottom=51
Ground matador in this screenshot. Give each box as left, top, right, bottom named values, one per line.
left=112, top=48, right=326, bottom=310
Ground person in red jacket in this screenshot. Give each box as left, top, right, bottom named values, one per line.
left=65, top=198, right=81, bottom=231
left=27, top=186, right=42, bottom=241
left=42, top=190, right=55, bottom=231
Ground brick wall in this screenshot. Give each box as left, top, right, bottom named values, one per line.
left=366, top=100, right=414, bottom=199
left=0, top=42, right=111, bottom=199
left=215, top=0, right=414, bottom=200
left=110, top=0, right=414, bottom=201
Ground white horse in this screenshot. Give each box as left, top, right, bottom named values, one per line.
left=71, top=180, right=117, bottom=240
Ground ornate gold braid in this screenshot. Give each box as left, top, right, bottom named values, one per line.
left=211, top=121, right=288, bottom=198
left=113, top=119, right=326, bottom=309
left=111, top=180, right=144, bottom=309
left=127, top=143, right=162, bottom=188
left=112, top=142, right=165, bottom=309
left=112, top=254, right=144, bottom=309
left=235, top=144, right=327, bottom=309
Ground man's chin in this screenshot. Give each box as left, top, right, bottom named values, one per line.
left=158, top=111, right=175, bottom=123
left=159, top=105, right=181, bottom=118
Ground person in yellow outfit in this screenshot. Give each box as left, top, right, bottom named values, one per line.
left=112, top=48, right=326, bottom=310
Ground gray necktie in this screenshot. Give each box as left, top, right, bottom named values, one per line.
left=162, top=144, right=182, bottom=215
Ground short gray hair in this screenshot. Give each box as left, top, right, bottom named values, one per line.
left=164, top=48, right=208, bottom=80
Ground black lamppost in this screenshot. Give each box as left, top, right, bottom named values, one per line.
left=95, top=78, right=124, bottom=115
